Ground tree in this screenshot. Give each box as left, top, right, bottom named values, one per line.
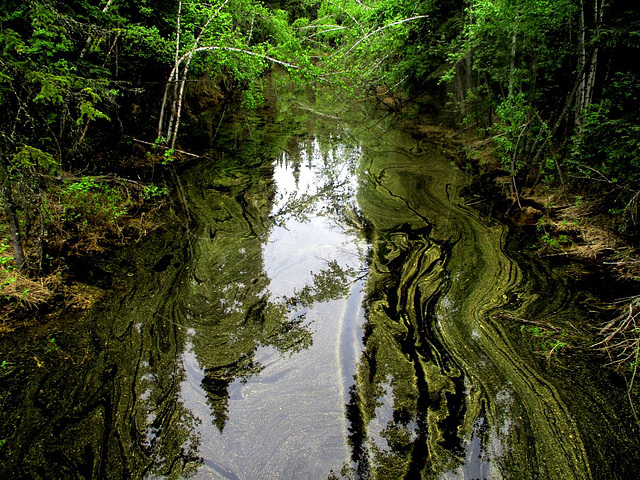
left=0, top=0, right=318, bottom=278
left=437, top=0, right=640, bottom=204
left=291, top=0, right=444, bottom=105
left=156, top=0, right=313, bottom=149
left=0, top=1, right=174, bottom=272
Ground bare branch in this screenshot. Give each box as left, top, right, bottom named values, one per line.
left=159, top=0, right=231, bottom=144
left=326, top=0, right=363, bottom=31
left=133, top=138, right=202, bottom=158
left=307, top=26, right=349, bottom=39
left=190, top=46, right=301, bottom=70
left=101, top=0, right=114, bottom=13
left=298, top=24, right=347, bottom=30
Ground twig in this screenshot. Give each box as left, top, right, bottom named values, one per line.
left=132, top=138, right=202, bottom=158
left=188, top=46, right=301, bottom=70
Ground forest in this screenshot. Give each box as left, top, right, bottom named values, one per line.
left=1, top=0, right=639, bottom=394
left=2, top=1, right=640, bottom=478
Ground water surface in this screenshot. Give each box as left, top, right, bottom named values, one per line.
left=0, top=96, right=638, bottom=479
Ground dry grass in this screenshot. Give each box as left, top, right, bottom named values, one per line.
left=517, top=188, right=626, bottom=259
left=0, top=265, right=58, bottom=333
left=62, top=282, right=103, bottom=311
left=595, top=296, right=640, bottom=366
left=0, top=267, right=55, bottom=306
left=594, top=295, right=640, bottom=425
left=0, top=265, right=106, bottom=334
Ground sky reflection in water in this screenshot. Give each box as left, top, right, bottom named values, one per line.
left=178, top=134, right=367, bottom=479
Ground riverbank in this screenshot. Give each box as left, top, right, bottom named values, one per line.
left=0, top=141, right=201, bottom=334
left=405, top=115, right=640, bottom=417
left=410, top=114, right=639, bottom=292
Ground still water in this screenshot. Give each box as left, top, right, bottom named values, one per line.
left=1, top=95, right=638, bottom=479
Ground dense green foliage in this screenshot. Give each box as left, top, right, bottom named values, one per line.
left=0, top=0, right=312, bottom=281
left=445, top=0, right=640, bottom=227
left=449, top=0, right=640, bottom=205
left=291, top=0, right=640, bottom=230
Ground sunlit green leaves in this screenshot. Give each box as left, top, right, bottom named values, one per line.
left=456, top=0, right=574, bottom=92
left=302, top=0, right=445, bottom=95
left=121, top=24, right=171, bottom=61
left=62, top=177, right=127, bottom=226
left=10, top=146, right=58, bottom=176
left=31, top=72, right=70, bottom=104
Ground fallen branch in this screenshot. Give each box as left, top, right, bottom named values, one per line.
left=133, top=138, right=202, bottom=158
left=189, top=46, right=301, bottom=70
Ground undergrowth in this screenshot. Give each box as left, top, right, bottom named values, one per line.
left=0, top=175, right=169, bottom=331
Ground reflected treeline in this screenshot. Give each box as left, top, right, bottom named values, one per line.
left=179, top=156, right=312, bottom=433
left=271, top=132, right=363, bottom=231
left=0, top=212, right=203, bottom=478
left=343, top=222, right=470, bottom=476
left=182, top=110, right=370, bottom=435
left=285, top=260, right=358, bottom=313
left=0, top=101, right=360, bottom=478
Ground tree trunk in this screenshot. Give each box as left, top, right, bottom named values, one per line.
left=509, top=30, right=517, bottom=98
left=158, top=0, right=230, bottom=146
left=584, top=0, right=606, bottom=111
left=169, top=55, right=193, bottom=149
left=576, top=0, right=587, bottom=130
left=576, top=0, right=606, bottom=131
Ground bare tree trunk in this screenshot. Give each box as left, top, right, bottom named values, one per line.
left=584, top=0, right=606, bottom=111
left=509, top=30, right=517, bottom=98
left=157, top=65, right=179, bottom=141
left=170, top=54, right=193, bottom=149
left=158, top=0, right=183, bottom=141
left=576, top=0, right=606, bottom=131
left=530, top=57, right=588, bottom=170
left=158, top=0, right=230, bottom=146
left=79, top=0, right=114, bottom=59
left=576, top=0, right=587, bottom=130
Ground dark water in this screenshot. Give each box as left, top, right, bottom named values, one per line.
left=1, top=93, right=638, bottom=479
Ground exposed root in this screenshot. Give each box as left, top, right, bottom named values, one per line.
left=594, top=296, right=640, bottom=368
left=593, top=295, right=640, bottom=427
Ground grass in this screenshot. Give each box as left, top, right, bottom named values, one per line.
left=0, top=260, right=57, bottom=333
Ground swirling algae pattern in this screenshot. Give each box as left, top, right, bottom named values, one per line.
left=1, top=102, right=636, bottom=479
left=348, top=128, right=591, bottom=479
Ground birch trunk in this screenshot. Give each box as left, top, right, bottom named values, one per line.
left=170, top=54, right=193, bottom=149
left=509, top=30, right=517, bottom=98
left=584, top=0, right=606, bottom=113
left=158, top=0, right=230, bottom=146
left=157, top=0, right=182, bottom=141
left=576, top=0, right=587, bottom=129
